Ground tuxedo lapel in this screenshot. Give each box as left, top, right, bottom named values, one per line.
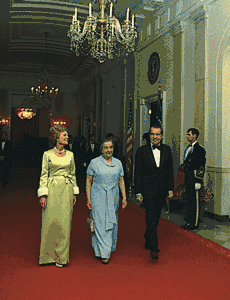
left=147, top=144, right=157, bottom=168
left=159, top=145, right=165, bottom=169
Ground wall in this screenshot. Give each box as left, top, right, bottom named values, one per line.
left=205, top=0, right=230, bottom=216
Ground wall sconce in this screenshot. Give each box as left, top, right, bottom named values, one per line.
left=147, top=103, right=152, bottom=115
left=0, top=115, right=11, bottom=129
left=16, top=108, right=37, bottom=120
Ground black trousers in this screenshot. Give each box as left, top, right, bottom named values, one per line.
left=185, top=173, right=200, bottom=227
left=0, top=160, right=10, bottom=186
left=144, top=193, right=166, bottom=253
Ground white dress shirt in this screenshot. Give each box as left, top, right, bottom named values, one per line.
left=136, top=144, right=161, bottom=196
left=90, top=143, right=95, bottom=152
left=151, top=144, right=161, bottom=168
left=2, top=140, right=5, bottom=151
left=184, top=141, right=197, bottom=160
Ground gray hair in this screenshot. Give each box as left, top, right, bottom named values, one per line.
left=99, top=138, right=114, bottom=153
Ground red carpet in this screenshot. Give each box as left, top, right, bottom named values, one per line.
left=1, top=167, right=230, bottom=300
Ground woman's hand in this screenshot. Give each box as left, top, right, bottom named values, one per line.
left=122, top=197, right=127, bottom=210
left=39, top=196, right=46, bottom=210
left=87, top=199, right=92, bottom=210
left=73, top=195, right=77, bottom=206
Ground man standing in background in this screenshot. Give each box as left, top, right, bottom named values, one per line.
left=0, top=131, right=13, bottom=187
left=181, top=128, right=206, bottom=230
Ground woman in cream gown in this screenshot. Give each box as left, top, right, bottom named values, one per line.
left=37, top=125, right=79, bottom=268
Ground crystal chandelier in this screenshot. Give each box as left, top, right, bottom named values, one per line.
left=31, top=32, right=59, bottom=108
left=67, top=0, right=137, bottom=63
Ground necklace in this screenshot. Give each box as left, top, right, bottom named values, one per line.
left=54, top=147, right=65, bottom=154
left=102, top=160, right=115, bottom=172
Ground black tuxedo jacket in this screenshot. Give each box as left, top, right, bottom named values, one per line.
left=65, top=142, right=76, bottom=153
left=85, top=142, right=100, bottom=166
left=0, top=139, right=13, bottom=163
left=134, top=143, right=174, bottom=199
left=183, top=142, right=206, bottom=184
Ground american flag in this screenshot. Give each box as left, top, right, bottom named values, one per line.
left=126, top=94, right=134, bottom=179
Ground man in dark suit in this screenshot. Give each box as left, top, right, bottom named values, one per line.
left=181, top=128, right=206, bottom=230
left=0, top=131, right=13, bottom=187
left=135, top=125, right=174, bottom=259
left=106, top=133, right=119, bottom=158
left=85, top=133, right=100, bottom=168
left=64, top=135, right=74, bottom=152
left=74, top=135, right=87, bottom=182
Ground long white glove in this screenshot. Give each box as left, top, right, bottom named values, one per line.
left=195, top=183, right=201, bottom=190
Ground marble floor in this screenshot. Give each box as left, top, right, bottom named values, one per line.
left=127, top=191, right=230, bottom=251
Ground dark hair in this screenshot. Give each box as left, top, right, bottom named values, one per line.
left=187, top=128, right=199, bottom=139
left=142, top=132, right=150, bottom=143
left=106, top=133, right=114, bottom=138
left=99, top=138, right=114, bottom=153
left=149, top=125, right=163, bottom=135
left=89, top=133, right=95, bottom=138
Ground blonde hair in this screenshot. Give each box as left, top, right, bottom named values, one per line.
left=49, top=124, right=67, bottom=145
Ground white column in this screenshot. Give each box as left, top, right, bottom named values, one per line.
left=180, top=19, right=196, bottom=157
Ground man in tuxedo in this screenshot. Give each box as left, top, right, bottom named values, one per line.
left=181, top=128, right=206, bottom=230
left=106, top=133, right=119, bottom=158
left=64, top=135, right=73, bottom=151
left=0, top=131, right=13, bottom=187
left=135, top=125, right=174, bottom=259
left=85, top=133, right=100, bottom=168
left=74, top=135, right=87, bottom=182
left=141, top=132, right=150, bottom=146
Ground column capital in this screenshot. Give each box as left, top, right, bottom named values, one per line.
left=170, top=20, right=185, bottom=37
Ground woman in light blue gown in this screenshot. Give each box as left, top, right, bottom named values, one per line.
left=86, top=138, right=127, bottom=264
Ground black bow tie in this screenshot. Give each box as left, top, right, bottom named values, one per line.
left=152, top=144, right=161, bottom=150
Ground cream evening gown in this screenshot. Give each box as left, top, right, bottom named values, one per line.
left=37, top=149, right=79, bottom=265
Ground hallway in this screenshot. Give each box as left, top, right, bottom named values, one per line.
left=1, top=164, right=230, bottom=299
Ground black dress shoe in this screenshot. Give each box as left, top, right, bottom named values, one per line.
left=145, top=243, right=152, bottom=250
left=150, top=251, right=158, bottom=259
left=181, top=223, right=199, bottom=230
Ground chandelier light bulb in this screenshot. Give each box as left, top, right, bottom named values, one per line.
left=126, top=8, right=130, bottom=21
left=89, top=3, right=92, bottom=17
left=110, top=2, right=113, bottom=17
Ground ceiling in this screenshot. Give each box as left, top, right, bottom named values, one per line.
left=0, top=0, right=164, bottom=78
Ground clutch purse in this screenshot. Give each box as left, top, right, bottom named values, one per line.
left=178, top=164, right=185, bottom=172
left=86, top=217, right=95, bottom=233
